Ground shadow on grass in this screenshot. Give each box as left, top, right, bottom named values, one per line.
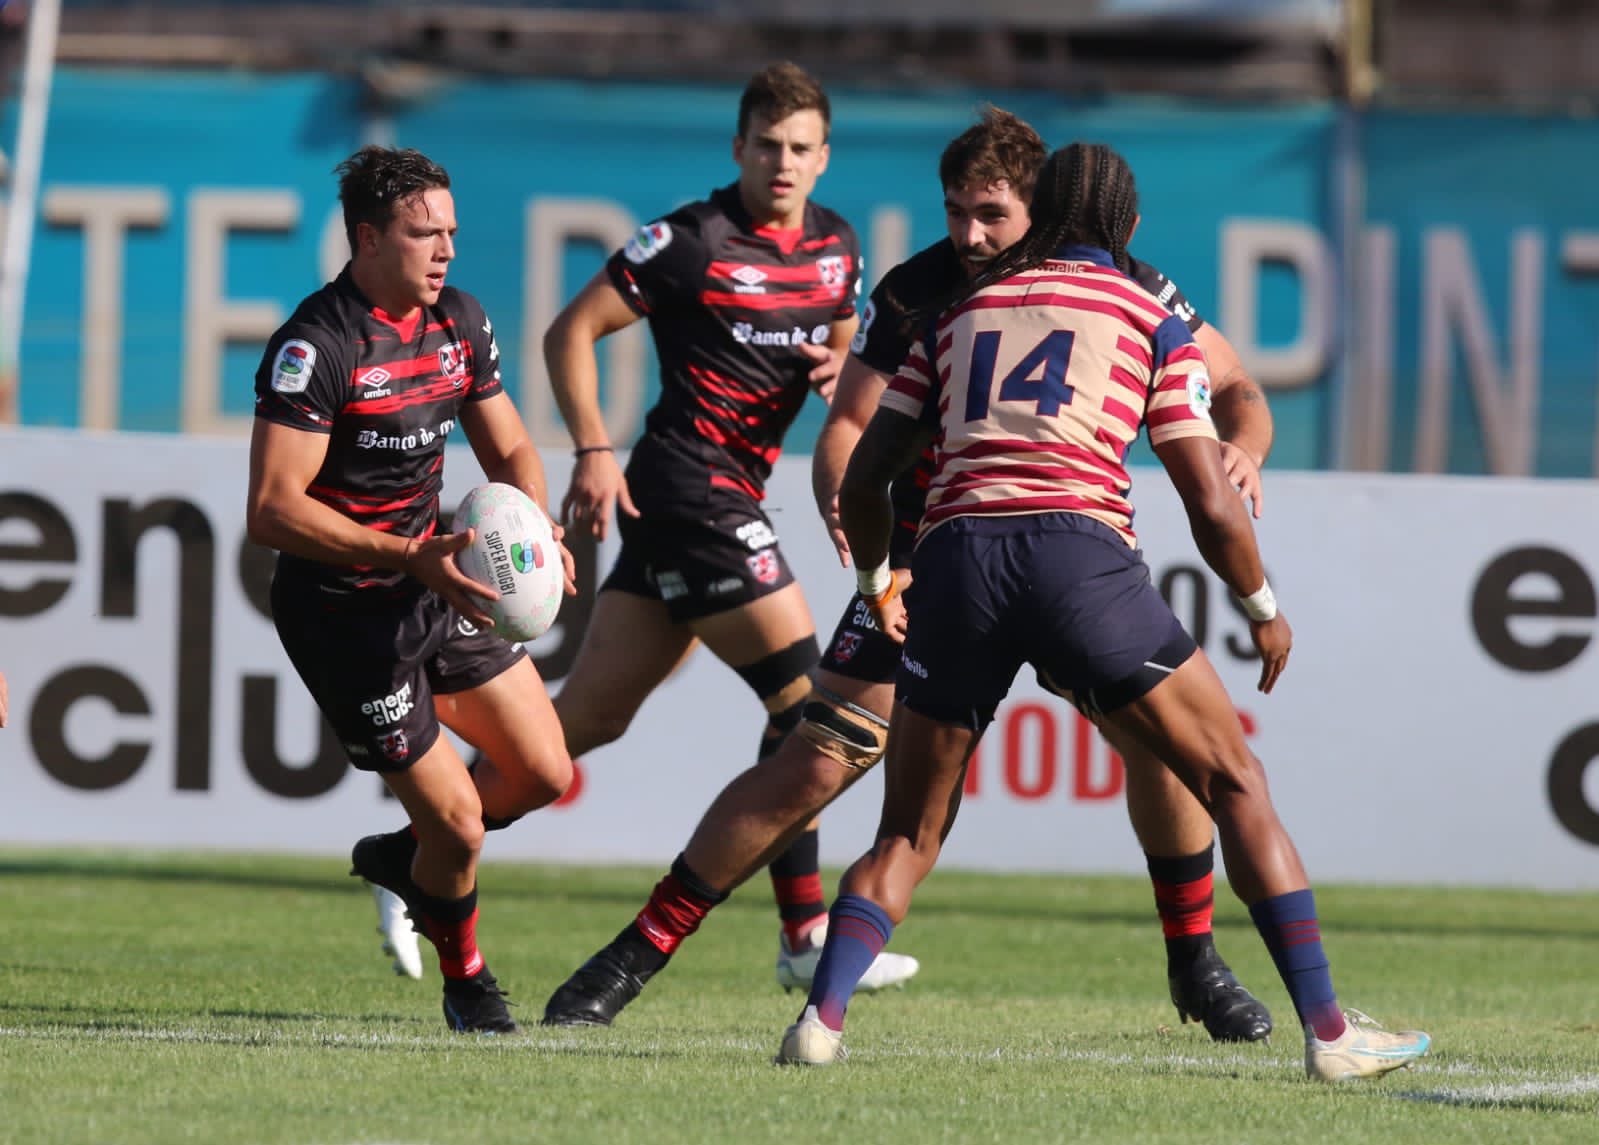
left=3, top=855, right=1596, bottom=943
left=0, top=856, right=348, bottom=897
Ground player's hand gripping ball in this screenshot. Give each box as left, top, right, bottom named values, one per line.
left=452, top=482, right=564, bottom=642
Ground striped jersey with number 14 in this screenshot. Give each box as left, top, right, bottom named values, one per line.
left=880, top=243, right=1217, bottom=548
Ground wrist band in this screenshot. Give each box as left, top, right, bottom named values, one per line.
left=857, top=561, right=892, bottom=600
left=574, top=445, right=613, bottom=457
left=1239, top=579, right=1278, bottom=622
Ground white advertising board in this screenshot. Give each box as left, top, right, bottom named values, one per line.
left=2, top=428, right=1597, bottom=889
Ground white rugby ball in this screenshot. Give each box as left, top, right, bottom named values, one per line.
left=452, top=482, right=564, bottom=643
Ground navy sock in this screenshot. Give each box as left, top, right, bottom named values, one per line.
left=804, top=894, right=893, bottom=1031
left=1248, top=889, right=1344, bottom=1040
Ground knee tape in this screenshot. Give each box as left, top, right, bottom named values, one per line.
left=735, top=635, right=820, bottom=711
left=795, top=685, right=890, bottom=772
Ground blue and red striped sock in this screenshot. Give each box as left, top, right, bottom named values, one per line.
left=1248, top=888, right=1345, bottom=1041
left=804, top=894, right=894, bottom=1031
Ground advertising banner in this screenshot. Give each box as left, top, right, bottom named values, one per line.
left=3, top=429, right=1596, bottom=889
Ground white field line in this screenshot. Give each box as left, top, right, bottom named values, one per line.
left=3, top=1020, right=1597, bottom=1106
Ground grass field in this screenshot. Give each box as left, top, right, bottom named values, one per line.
left=2, top=849, right=1596, bottom=1144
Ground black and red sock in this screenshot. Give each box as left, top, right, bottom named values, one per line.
left=1147, top=847, right=1217, bottom=972
left=634, top=854, right=728, bottom=957
left=412, top=885, right=484, bottom=980
left=769, top=828, right=826, bottom=947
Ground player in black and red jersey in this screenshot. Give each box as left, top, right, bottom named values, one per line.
left=248, top=146, right=576, bottom=1034
left=541, top=109, right=1277, bottom=1040
left=532, top=62, right=918, bottom=1026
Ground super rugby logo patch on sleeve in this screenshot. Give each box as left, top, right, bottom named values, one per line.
left=624, top=221, right=673, bottom=265
left=271, top=340, right=317, bottom=393
left=1187, top=370, right=1214, bottom=419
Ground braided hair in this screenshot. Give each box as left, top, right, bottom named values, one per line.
left=910, top=142, right=1140, bottom=331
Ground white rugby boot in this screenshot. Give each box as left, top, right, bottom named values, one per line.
left=775, top=920, right=920, bottom=992
left=1305, top=1009, right=1431, bottom=1082
left=369, top=883, right=424, bottom=980
left=775, top=1005, right=846, bottom=1066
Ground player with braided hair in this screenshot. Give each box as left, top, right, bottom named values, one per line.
left=776, top=143, right=1432, bottom=1083
left=544, top=111, right=1275, bottom=1040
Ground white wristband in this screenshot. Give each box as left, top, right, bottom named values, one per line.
left=1239, top=580, right=1278, bottom=622
left=857, top=560, right=893, bottom=599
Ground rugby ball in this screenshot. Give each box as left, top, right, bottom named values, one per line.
left=452, top=482, right=564, bottom=643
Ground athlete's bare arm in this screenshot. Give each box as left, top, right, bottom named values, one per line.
left=460, top=389, right=577, bottom=593
left=0, top=670, right=8, bottom=728
left=839, top=407, right=934, bottom=638
left=798, top=316, right=860, bottom=405
left=812, top=356, right=892, bottom=565
left=1197, top=323, right=1273, bottom=518
left=544, top=269, right=645, bottom=538
left=246, top=418, right=495, bottom=626
left=1151, top=434, right=1291, bottom=693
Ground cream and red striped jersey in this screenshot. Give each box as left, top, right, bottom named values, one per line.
left=879, top=243, right=1217, bottom=548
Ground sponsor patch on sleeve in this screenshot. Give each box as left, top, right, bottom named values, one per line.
left=1187, top=369, right=1214, bottom=419
left=623, top=221, right=673, bottom=265
left=271, top=340, right=317, bottom=394
left=850, top=298, right=876, bottom=355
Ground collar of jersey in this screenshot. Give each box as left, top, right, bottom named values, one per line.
left=1050, top=243, right=1117, bottom=267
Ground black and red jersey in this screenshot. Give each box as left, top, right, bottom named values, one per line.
left=851, top=238, right=1205, bottom=564
left=253, top=266, right=504, bottom=595
left=606, top=183, right=861, bottom=501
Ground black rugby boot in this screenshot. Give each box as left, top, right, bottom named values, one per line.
left=443, top=967, right=519, bottom=1034
left=1169, top=940, right=1274, bottom=1043
left=542, top=924, right=669, bottom=1028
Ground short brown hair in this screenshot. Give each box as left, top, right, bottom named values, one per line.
left=938, top=107, right=1047, bottom=204
left=335, top=145, right=451, bottom=252
left=738, top=61, right=831, bottom=140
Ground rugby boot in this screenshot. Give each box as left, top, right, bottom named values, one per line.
left=351, top=830, right=429, bottom=968
left=369, top=883, right=424, bottom=979
left=1305, top=1010, right=1430, bottom=1082
left=1169, top=941, right=1273, bottom=1043
left=442, top=967, right=519, bottom=1034
left=775, top=1005, right=846, bottom=1066
left=776, top=920, right=921, bottom=993
left=541, top=925, right=666, bottom=1027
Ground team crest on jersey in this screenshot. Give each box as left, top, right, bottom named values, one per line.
left=850, top=299, right=877, bottom=354
left=437, top=341, right=467, bottom=385
left=624, top=221, right=673, bottom=265
left=833, top=631, right=863, bottom=662
left=816, top=255, right=847, bottom=289
left=379, top=730, right=410, bottom=763
left=271, top=340, right=317, bottom=393
left=746, top=550, right=781, bottom=585
left=1187, top=370, right=1214, bottom=419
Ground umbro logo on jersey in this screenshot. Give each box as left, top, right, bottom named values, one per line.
left=358, top=367, right=391, bottom=387
left=729, top=264, right=768, bottom=290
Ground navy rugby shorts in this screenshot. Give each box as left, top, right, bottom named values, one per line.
left=896, top=512, right=1197, bottom=731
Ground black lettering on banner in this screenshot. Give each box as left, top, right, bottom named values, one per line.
left=1471, top=545, right=1595, bottom=672
left=237, top=536, right=276, bottom=622
left=530, top=530, right=596, bottom=681
left=1223, top=593, right=1261, bottom=661
left=239, top=675, right=349, bottom=798
left=32, top=665, right=152, bottom=789
left=0, top=491, right=77, bottom=616
left=1159, top=566, right=1209, bottom=648
left=1547, top=722, right=1599, bottom=846
left=1155, top=563, right=1259, bottom=662
left=102, top=499, right=215, bottom=790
